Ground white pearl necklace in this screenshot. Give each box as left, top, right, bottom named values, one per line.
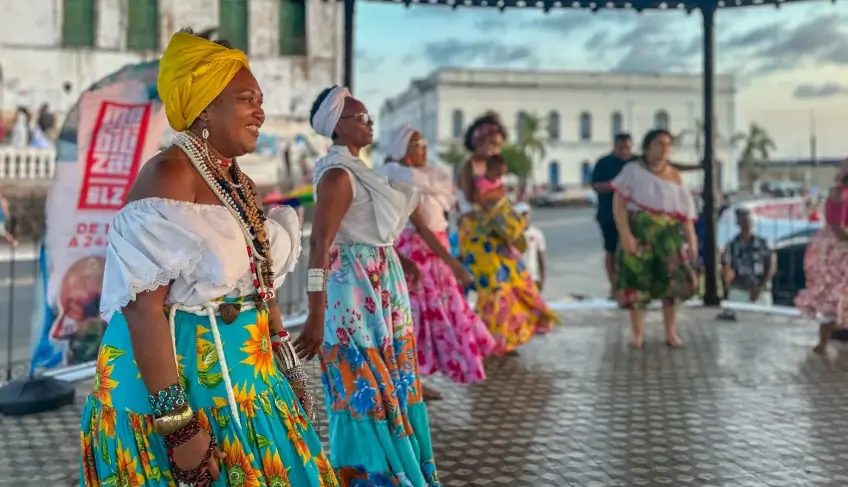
left=174, top=132, right=274, bottom=301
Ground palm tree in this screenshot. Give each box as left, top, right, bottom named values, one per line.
left=438, top=142, right=469, bottom=178
left=517, top=113, right=547, bottom=162
left=438, top=142, right=468, bottom=166
left=672, top=118, right=744, bottom=156
left=729, top=122, right=775, bottom=169
left=501, top=143, right=533, bottom=180
left=516, top=113, right=547, bottom=191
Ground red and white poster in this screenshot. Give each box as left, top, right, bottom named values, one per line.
left=31, top=78, right=167, bottom=371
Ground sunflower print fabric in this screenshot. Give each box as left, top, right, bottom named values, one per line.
left=80, top=301, right=338, bottom=486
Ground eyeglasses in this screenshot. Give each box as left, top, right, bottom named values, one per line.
left=411, top=138, right=428, bottom=148
left=340, top=112, right=372, bottom=125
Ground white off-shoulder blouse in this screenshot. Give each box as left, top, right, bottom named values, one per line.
left=610, top=162, right=698, bottom=222
left=99, top=197, right=302, bottom=322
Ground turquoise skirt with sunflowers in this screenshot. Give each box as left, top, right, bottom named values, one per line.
left=79, top=301, right=338, bottom=487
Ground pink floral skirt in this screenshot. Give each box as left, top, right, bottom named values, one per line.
left=395, top=228, right=495, bottom=383
left=795, top=227, right=848, bottom=328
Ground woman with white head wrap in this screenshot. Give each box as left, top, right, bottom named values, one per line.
left=297, top=86, right=439, bottom=486
left=380, top=125, right=495, bottom=399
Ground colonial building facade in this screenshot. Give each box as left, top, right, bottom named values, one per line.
left=379, top=68, right=739, bottom=192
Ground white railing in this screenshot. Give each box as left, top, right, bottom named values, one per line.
left=0, top=147, right=287, bottom=186
left=0, top=147, right=56, bottom=180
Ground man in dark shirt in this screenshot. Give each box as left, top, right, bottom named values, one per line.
left=591, top=133, right=635, bottom=296
left=721, top=208, right=775, bottom=300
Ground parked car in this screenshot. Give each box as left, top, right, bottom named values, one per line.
left=529, top=186, right=597, bottom=208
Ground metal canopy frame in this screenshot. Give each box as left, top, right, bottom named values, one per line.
left=338, top=0, right=821, bottom=306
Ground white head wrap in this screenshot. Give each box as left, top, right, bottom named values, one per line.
left=387, top=124, right=417, bottom=162
left=311, top=86, right=351, bottom=137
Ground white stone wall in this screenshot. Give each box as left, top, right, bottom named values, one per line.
left=380, top=69, right=739, bottom=192
left=0, top=0, right=343, bottom=123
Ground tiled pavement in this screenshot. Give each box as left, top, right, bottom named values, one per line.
left=4, top=307, right=848, bottom=486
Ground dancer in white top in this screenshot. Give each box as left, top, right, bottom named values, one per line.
left=80, top=30, right=335, bottom=487
left=298, top=86, right=440, bottom=486
left=381, top=124, right=495, bottom=400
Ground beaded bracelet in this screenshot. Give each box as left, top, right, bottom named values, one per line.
left=167, top=433, right=216, bottom=487
left=163, top=416, right=201, bottom=450
left=149, top=383, right=188, bottom=418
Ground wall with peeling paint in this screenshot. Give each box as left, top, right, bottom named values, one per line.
left=0, top=0, right=344, bottom=128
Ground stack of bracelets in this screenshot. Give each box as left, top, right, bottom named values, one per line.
left=272, top=329, right=317, bottom=422
left=150, top=384, right=215, bottom=486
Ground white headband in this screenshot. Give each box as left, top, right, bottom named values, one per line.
left=387, top=124, right=417, bottom=162
left=311, top=86, right=351, bottom=138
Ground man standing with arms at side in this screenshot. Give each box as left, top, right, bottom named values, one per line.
left=591, top=133, right=634, bottom=298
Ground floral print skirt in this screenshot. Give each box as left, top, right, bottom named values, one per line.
left=795, top=227, right=848, bottom=328
left=458, top=216, right=558, bottom=355
left=615, top=211, right=697, bottom=309
left=80, top=302, right=337, bottom=487
left=395, top=228, right=495, bottom=383
left=321, top=243, right=439, bottom=487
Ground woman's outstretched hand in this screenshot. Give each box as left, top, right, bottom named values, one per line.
left=294, top=312, right=324, bottom=361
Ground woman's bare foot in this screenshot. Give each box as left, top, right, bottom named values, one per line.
left=422, top=385, right=443, bottom=401
left=665, top=336, right=685, bottom=349
left=628, top=337, right=643, bottom=349
left=814, top=323, right=835, bottom=356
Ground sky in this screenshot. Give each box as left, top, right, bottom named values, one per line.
left=352, top=1, right=848, bottom=159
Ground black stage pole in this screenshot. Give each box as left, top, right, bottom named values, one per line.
left=701, top=2, right=720, bottom=306
left=343, top=0, right=356, bottom=91
left=0, top=236, right=75, bottom=416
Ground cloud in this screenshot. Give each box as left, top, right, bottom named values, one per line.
left=793, top=82, right=848, bottom=99
left=476, top=15, right=508, bottom=30
left=582, top=15, right=701, bottom=73
left=355, top=48, right=385, bottom=68
left=416, top=39, right=539, bottom=68
left=721, top=14, right=848, bottom=75
left=533, top=11, right=604, bottom=32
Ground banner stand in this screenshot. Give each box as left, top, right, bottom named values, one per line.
left=0, top=374, right=75, bottom=415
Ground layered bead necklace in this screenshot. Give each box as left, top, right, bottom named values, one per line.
left=174, top=132, right=275, bottom=305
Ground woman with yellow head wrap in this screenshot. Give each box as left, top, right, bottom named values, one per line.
left=79, top=30, right=338, bottom=487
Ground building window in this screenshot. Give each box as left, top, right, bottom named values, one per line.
left=581, top=161, right=592, bottom=186
left=579, top=111, right=592, bottom=141
left=219, top=0, right=249, bottom=53
left=279, top=0, right=307, bottom=56
left=451, top=109, right=464, bottom=139
left=62, top=0, right=96, bottom=47
left=611, top=111, right=623, bottom=139
left=517, top=111, right=530, bottom=140
left=547, top=110, right=560, bottom=140
left=654, top=110, right=670, bottom=130
left=127, top=0, right=160, bottom=51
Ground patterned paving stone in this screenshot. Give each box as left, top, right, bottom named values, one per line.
left=3, top=307, right=848, bottom=486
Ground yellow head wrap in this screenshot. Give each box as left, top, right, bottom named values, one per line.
left=157, top=32, right=250, bottom=132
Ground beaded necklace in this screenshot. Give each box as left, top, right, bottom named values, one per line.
left=174, top=132, right=275, bottom=305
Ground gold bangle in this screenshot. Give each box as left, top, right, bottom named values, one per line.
left=152, top=405, right=195, bottom=436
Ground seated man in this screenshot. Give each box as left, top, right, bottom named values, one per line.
left=719, top=208, right=775, bottom=319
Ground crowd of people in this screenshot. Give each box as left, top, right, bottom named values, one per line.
left=78, top=30, right=848, bottom=487
left=2, top=104, right=56, bottom=148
